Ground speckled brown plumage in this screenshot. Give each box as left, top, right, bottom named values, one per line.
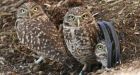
left=62, top=7, right=102, bottom=75
left=15, top=2, right=76, bottom=69
left=63, top=7, right=99, bottom=65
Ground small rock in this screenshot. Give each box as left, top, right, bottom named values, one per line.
left=134, top=32, right=140, bottom=35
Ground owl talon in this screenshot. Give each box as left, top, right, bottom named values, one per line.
left=79, top=71, right=84, bottom=75
left=105, top=67, right=111, bottom=72
left=34, top=56, right=44, bottom=64
left=79, top=64, right=87, bottom=75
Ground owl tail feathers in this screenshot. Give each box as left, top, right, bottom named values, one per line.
left=61, top=57, right=74, bottom=69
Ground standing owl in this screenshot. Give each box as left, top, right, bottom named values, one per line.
left=15, top=1, right=76, bottom=70
left=62, top=7, right=100, bottom=74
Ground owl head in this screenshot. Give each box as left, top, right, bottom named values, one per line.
left=63, top=7, right=93, bottom=27
left=95, top=41, right=108, bottom=60
left=16, top=2, right=45, bottom=19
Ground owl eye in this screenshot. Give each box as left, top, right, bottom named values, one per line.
left=67, top=15, right=75, bottom=21
left=33, top=7, right=38, bottom=11
left=20, top=9, right=25, bottom=13
left=97, top=45, right=103, bottom=50
left=82, top=14, right=88, bottom=19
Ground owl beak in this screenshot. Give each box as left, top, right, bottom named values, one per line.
left=29, top=12, right=33, bottom=19
left=28, top=12, right=32, bottom=18
left=77, top=18, right=80, bottom=26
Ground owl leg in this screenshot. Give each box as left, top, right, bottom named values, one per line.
left=96, top=66, right=111, bottom=74
left=58, top=24, right=63, bottom=33
left=34, top=56, right=44, bottom=64
left=79, top=64, right=87, bottom=75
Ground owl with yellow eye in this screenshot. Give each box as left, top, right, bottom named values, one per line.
left=62, top=6, right=100, bottom=74
left=15, top=1, right=78, bottom=72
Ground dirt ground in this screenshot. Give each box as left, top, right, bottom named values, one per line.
left=0, top=0, right=140, bottom=75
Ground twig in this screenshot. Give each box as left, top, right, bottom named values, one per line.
left=0, top=0, right=27, bottom=13
left=110, top=0, right=123, bottom=6
left=133, top=23, right=137, bottom=30
left=122, top=46, right=126, bottom=52
left=134, top=32, right=140, bottom=35
left=0, top=32, right=16, bottom=36
left=0, top=12, right=12, bottom=17
left=118, top=6, right=126, bottom=15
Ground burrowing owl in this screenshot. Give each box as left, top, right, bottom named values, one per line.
left=62, top=6, right=100, bottom=74
left=15, top=1, right=75, bottom=69
left=95, top=41, right=108, bottom=68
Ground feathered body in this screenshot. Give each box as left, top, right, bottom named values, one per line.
left=63, top=7, right=99, bottom=65
left=15, top=2, right=75, bottom=68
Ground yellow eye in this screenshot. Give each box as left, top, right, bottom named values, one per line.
left=33, top=7, right=38, bottom=11
left=82, top=14, right=88, bottom=19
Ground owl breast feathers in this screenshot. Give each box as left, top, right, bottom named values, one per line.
left=15, top=2, right=76, bottom=68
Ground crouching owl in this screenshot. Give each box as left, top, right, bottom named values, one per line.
left=95, top=41, right=108, bottom=68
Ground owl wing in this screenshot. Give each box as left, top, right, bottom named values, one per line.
left=15, top=17, right=76, bottom=68
left=84, top=19, right=99, bottom=49
left=46, top=21, right=68, bottom=56
left=32, top=19, right=67, bottom=59
left=30, top=19, right=77, bottom=68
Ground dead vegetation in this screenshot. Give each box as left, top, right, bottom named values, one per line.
left=0, top=0, right=140, bottom=75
